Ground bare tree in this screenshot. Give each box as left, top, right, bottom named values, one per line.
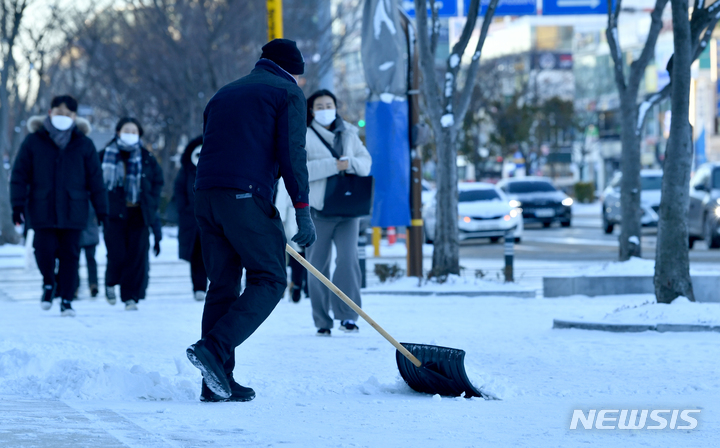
left=0, top=0, right=33, bottom=244
left=605, top=0, right=669, bottom=261
left=413, top=0, right=499, bottom=277
left=654, top=0, right=697, bottom=303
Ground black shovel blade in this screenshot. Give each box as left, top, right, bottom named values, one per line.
left=396, top=343, right=484, bottom=398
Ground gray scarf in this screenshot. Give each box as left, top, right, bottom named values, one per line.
left=43, top=116, right=75, bottom=150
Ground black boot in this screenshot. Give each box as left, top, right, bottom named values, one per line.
left=186, top=340, right=231, bottom=398
left=200, top=375, right=255, bottom=402
left=41, top=284, right=54, bottom=311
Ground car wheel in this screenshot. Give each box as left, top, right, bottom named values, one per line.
left=704, top=216, right=720, bottom=249
left=602, top=212, right=614, bottom=234
left=561, top=220, right=571, bottom=228
left=424, top=225, right=434, bottom=244
left=542, top=222, right=552, bottom=228
left=489, top=237, right=500, bottom=243
left=689, top=236, right=697, bottom=249
left=514, top=237, right=521, bottom=244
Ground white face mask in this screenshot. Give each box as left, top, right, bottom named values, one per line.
left=50, top=115, right=74, bottom=131
left=314, top=109, right=337, bottom=127
left=119, top=133, right=140, bottom=145
left=191, top=146, right=202, bottom=166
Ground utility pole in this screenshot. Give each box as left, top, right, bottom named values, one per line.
left=267, top=0, right=283, bottom=40
left=399, top=11, right=424, bottom=278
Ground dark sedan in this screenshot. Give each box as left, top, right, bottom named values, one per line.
left=688, top=163, right=720, bottom=249
left=497, top=177, right=573, bottom=227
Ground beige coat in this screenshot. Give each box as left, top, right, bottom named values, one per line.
left=306, top=120, right=372, bottom=211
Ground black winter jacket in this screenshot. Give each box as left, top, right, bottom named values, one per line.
left=174, top=135, right=202, bottom=261
left=196, top=59, right=309, bottom=207
left=99, top=142, right=163, bottom=227
left=11, top=116, right=108, bottom=230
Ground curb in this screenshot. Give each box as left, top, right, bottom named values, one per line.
left=364, top=290, right=537, bottom=298
left=553, top=319, right=720, bottom=333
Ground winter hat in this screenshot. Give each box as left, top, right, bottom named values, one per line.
left=261, top=39, right=305, bottom=75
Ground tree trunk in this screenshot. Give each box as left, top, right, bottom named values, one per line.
left=431, top=126, right=460, bottom=277
left=618, top=93, right=643, bottom=260
left=654, top=0, right=694, bottom=303
left=0, top=85, right=21, bottom=245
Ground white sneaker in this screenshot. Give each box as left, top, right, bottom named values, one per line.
left=106, top=286, right=117, bottom=305
left=125, top=300, right=138, bottom=311
left=194, top=291, right=206, bottom=301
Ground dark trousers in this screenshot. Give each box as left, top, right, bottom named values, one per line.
left=76, top=245, right=98, bottom=290
left=105, top=208, right=149, bottom=303
left=195, top=189, right=287, bottom=375
left=288, top=250, right=307, bottom=293
left=34, top=228, right=81, bottom=301
left=190, top=235, right=208, bottom=293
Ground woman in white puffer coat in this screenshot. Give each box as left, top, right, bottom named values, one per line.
left=304, top=89, right=372, bottom=337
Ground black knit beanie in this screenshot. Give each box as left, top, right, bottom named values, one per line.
left=261, top=39, right=305, bottom=75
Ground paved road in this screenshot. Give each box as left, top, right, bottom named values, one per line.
left=459, top=213, right=720, bottom=264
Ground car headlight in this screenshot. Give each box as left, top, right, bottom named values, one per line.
left=716, top=198, right=720, bottom=205
left=460, top=216, right=471, bottom=223
left=562, top=198, right=573, bottom=206
left=503, top=215, right=511, bottom=221
left=509, top=200, right=522, bottom=208
left=510, top=209, right=519, bottom=218
left=715, top=208, right=720, bottom=219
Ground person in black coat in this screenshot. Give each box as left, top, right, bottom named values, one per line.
left=11, top=95, right=108, bottom=317
left=186, top=39, right=316, bottom=403
left=174, top=135, right=208, bottom=301
left=100, top=117, right=163, bottom=311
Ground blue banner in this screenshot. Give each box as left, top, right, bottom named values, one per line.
left=403, top=0, right=458, bottom=17
left=542, top=0, right=610, bottom=16
left=366, top=100, right=411, bottom=227
left=464, top=0, right=537, bottom=16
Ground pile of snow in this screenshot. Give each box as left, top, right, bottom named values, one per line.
left=601, top=296, right=720, bottom=325
left=0, top=345, right=197, bottom=401
left=364, top=274, right=532, bottom=292
left=555, top=257, right=716, bottom=277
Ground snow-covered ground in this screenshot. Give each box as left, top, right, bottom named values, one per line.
left=549, top=256, right=719, bottom=277
left=1, top=236, right=720, bottom=446
left=364, top=274, right=534, bottom=294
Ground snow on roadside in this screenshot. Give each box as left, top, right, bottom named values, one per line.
left=364, top=274, right=533, bottom=293
left=552, top=256, right=717, bottom=277
left=601, top=296, right=720, bottom=325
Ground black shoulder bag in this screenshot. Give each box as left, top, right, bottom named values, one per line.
left=311, top=127, right=374, bottom=217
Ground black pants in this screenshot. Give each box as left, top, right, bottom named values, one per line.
left=195, top=189, right=287, bottom=375
left=105, top=208, right=149, bottom=303
left=34, top=228, right=81, bottom=301
left=76, top=245, right=98, bottom=290
left=288, top=249, right=308, bottom=293
left=190, top=234, right=208, bottom=293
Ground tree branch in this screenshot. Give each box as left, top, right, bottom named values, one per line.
left=606, top=0, right=627, bottom=93
left=629, top=0, right=669, bottom=88
left=413, top=0, right=442, bottom=124
left=453, top=0, right=499, bottom=132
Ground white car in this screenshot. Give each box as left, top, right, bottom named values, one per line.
left=602, top=169, right=662, bottom=234
left=423, top=183, right=524, bottom=243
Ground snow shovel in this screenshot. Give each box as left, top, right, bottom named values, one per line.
left=286, top=245, right=484, bottom=398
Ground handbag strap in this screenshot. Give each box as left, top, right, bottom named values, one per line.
left=311, top=126, right=341, bottom=160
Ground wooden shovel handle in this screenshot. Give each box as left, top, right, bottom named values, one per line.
left=286, top=244, right=422, bottom=368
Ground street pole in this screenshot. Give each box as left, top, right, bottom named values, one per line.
left=267, top=0, right=283, bottom=40
left=400, top=11, right=423, bottom=279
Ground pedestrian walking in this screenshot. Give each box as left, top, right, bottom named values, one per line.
left=100, top=117, right=163, bottom=311
left=275, top=178, right=308, bottom=303
left=186, top=39, right=315, bottom=403
left=11, top=95, right=108, bottom=317
left=174, top=136, right=208, bottom=301
left=304, top=89, right=372, bottom=336
left=77, top=202, right=100, bottom=298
